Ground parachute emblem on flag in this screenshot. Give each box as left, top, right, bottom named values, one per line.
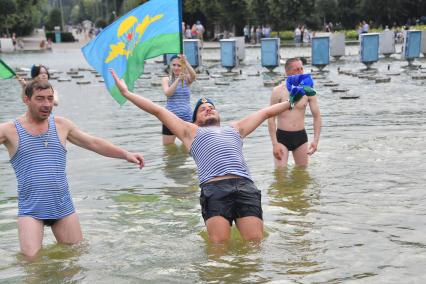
left=105, top=14, right=164, bottom=63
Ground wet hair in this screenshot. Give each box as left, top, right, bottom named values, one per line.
left=25, top=79, right=53, bottom=98
left=284, top=58, right=302, bottom=72
left=31, top=64, right=50, bottom=79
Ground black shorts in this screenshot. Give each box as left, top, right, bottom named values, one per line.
left=199, top=177, right=263, bottom=226
left=162, top=124, right=174, bottom=136
left=276, top=129, right=308, bottom=151
left=42, top=219, right=59, bottom=226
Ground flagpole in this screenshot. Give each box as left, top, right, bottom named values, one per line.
left=178, top=0, right=185, bottom=87
left=178, top=0, right=183, bottom=53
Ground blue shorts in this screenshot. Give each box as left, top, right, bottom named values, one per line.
left=199, top=177, right=263, bottom=225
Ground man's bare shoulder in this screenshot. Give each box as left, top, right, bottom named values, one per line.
left=0, top=120, right=16, bottom=131
left=53, top=116, right=75, bottom=130
left=272, top=83, right=285, bottom=93
left=0, top=121, right=17, bottom=144
left=271, top=83, right=289, bottom=103
left=54, top=116, right=72, bottom=124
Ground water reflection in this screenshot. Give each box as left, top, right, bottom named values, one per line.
left=17, top=242, right=87, bottom=283
left=198, top=230, right=265, bottom=284
left=1, top=48, right=426, bottom=282
left=266, top=167, right=322, bottom=276
left=268, top=167, right=313, bottom=215
left=162, top=143, right=196, bottom=189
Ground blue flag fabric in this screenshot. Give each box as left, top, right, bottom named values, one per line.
left=82, top=0, right=181, bottom=105
left=285, top=74, right=316, bottom=106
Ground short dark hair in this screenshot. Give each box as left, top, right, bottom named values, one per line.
left=24, top=79, right=53, bottom=98
left=31, top=64, right=50, bottom=79
left=284, top=58, right=302, bottom=72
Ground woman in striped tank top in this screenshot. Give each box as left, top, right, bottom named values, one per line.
left=110, top=69, right=308, bottom=244
left=161, top=54, right=196, bottom=145
left=18, top=64, right=60, bottom=106
left=0, top=80, right=144, bottom=259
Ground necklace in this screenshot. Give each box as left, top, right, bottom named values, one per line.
left=23, top=115, right=49, bottom=148
left=37, top=132, right=49, bottom=148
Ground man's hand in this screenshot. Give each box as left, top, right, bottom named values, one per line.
left=273, top=143, right=285, bottom=160
left=308, top=141, right=317, bottom=156
left=125, top=152, right=145, bottom=169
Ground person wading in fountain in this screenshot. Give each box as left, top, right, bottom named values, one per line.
left=161, top=54, right=196, bottom=145
left=18, top=64, right=60, bottom=106
left=268, top=57, right=322, bottom=167
left=109, top=68, right=308, bottom=243
left=0, top=80, right=144, bottom=259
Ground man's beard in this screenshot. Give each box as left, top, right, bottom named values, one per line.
left=199, top=117, right=220, bottom=127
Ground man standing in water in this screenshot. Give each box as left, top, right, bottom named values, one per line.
left=109, top=68, right=308, bottom=243
left=0, top=80, right=144, bottom=259
left=268, top=57, right=321, bottom=167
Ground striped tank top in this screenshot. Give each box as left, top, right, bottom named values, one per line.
left=10, top=115, right=75, bottom=219
left=165, top=78, right=192, bottom=122
left=190, top=126, right=252, bottom=185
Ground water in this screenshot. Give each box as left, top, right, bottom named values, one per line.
left=0, top=47, right=426, bottom=283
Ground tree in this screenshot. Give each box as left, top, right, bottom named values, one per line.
left=0, top=0, right=17, bottom=33
left=46, top=8, right=62, bottom=30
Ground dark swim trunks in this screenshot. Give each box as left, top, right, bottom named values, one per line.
left=199, top=177, right=263, bottom=226
left=42, top=219, right=59, bottom=226
left=276, top=129, right=308, bottom=151
left=162, top=124, right=174, bottom=135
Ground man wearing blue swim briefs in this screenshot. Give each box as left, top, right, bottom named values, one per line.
left=110, top=68, right=308, bottom=244
left=268, top=57, right=322, bottom=167
left=0, top=80, right=145, bottom=259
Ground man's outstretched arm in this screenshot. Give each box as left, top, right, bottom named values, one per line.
left=109, top=69, right=196, bottom=147
left=233, top=95, right=308, bottom=138
left=63, top=118, right=144, bottom=169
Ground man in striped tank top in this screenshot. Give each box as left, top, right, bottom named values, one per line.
left=0, top=80, right=144, bottom=259
left=110, top=69, right=308, bottom=244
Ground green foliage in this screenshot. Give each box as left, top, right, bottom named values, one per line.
left=3, top=0, right=425, bottom=38
left=45, top=8, right=62, bottom=31
left=270, top=31, right=294, bottom=41
left=0, top=0, right=47, bottom=35
left=345, top=30, right=358, bottom=39
left=95, top=18, right=107, bottom=29
left=0, top=0, right=17, bottom=16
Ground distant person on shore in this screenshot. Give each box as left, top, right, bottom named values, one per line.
left=356, top=22, right=362, bottom=38
left=0, top=80, right=144, bottom=259
left=294, top=25, right=301, bottom=45
left=268, top=57, right=322, bottom=167
left=18, top=65, right=59, bottom=106
left=109, top=68, right=308, bottom=244
left=256, top=26, right=262, bottom=44
left=244, top=25, right=250, bottom=43
left=361, top=20, right=369, bottom=33
left=12, top=33, right=17, bottom=50
left=185, top=24, right=192, bottom=39
left=161, top=54, right=196, bottom=145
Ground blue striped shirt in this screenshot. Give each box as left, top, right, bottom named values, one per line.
left=190, top=126, right=252, bottom=184
left=165, top=78, right=192, bottom=122
left=10, top=115, right=75, bottom=219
